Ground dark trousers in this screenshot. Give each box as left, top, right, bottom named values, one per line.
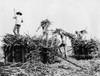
left=13, top=24, right=21, bottom=35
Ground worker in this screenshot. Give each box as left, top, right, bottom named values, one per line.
left=13, top=11, right=23, bottom=35
left=75, top=29, right=87, bottom=40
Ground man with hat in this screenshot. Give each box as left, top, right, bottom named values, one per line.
left=36, top=19, right=51, bottom=39
left=75, top=29, right=87, bottom=40
left=13, top=11, right=23, bottom=35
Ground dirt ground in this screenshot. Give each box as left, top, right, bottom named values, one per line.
left=0, top=56, right=100, bottom=76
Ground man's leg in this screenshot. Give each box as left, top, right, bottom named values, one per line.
left=63, top=46, right=67, bottom=58
left=59, top=43, right=66, bottom=58
left=13, top=25, right=17, bottom=35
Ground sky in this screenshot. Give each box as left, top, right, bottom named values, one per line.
left=0, top=0, right=100, bottom=46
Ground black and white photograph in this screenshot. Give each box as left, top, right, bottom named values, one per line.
left=0, top=0, right=100, bottom=76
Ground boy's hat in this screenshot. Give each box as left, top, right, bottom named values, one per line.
left=16, top=12, right=22, bottom=15
left=80, top=30, right=87, bottom=34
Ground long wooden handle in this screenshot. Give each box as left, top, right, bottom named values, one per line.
left=36, top=25, right=41, bottom=32
left=13, top=8, right=17, bottom=24
left=13, top=8, right=16, bottom=17
left=13, top=8, right=17, bottom=19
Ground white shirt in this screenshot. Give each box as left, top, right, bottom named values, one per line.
left=15, top=15, right=23, bottom=24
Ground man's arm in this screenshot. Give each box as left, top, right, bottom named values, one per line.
left=36, top=25, right=41, bottom=32
left=13, top=16, right=17, bottom=19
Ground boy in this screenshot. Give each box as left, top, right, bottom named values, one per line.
left=13, top=12, right=23, bottom=35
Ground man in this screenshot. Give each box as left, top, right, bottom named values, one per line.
left=75, top=29, right=87, bottom=40
left=54, top=29, right=67, bottom=58
left=41, top=19, right=50, bottom=35
left=59, top=31, right=67, bottom=58
left=13, top=12, right=23, bottom=35
left=75, top=31, right=82, bottom=40
left=37, top=19, right=50, bottom=33
left=36, top=19, right=51, bottom=46
left=36, top=19, right=51, bottom=39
